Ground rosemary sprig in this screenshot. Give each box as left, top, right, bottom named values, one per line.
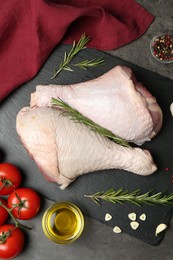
left=51, top=98, right=130, bottom=148
left=74, top=57, right=105, bottom=70
left=84, top=188, right=173, bottom=206
left=51, top=34, right=90, bottom=79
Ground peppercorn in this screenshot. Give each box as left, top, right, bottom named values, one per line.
left=151, top=34, right=173, bottom=62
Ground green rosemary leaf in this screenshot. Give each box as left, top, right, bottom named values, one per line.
left=63, top=66, right=73, bottom=72
left=74, top=57, right=105, bottom=70
left=84, top=188, right=173, bottom=206
left=109, top=199, right=117, bottom=204
left=113, top=188, right=124, bottom=196
left=104, top=188, right=115, bottom=196
left=92, top=197, right=100, bottom=206
left=129, top=200, right=142, bottom=207
left=51, top=97, right=130, bottom=148
left=63, top=52, right=67, bottom=62
left=92, top=191, right=103, bottom=197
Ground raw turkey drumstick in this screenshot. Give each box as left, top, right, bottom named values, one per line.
left=16, top=107, right=157, bottom=190
left=30, top=65, right=163, bottom=145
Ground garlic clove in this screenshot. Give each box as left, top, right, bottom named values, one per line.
left=128, top=213, right=136, bottom=221
left=139, top=213, right=146, bottom=221
left=113, top=226, right=122, bottom=233
left=170, top=103, right=173, bottom=117
left=105, top=213, right=112, bottom=221
left=155, top=223, right=167, bottom=236
left=130, top=221, right=139, bottom=230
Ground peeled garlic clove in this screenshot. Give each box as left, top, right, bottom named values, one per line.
left=113, top=226, right=122, bottom=233
left=170, top=103, right=173, bottom=116
left=128, top=213, right=136, bottom=221
left=130, top=221, right=139, bottom=230
left=105, top=213, right=112, bottom=221
left=139, top=213, right=146, bottom=221
left=155, top=223, right=167, bottom=236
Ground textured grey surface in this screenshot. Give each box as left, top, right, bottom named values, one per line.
left=1, top=1, right=173, bottom=260
left=107, top=0, right=173, bottom=80
left=16, top=199, right=173, bottom=260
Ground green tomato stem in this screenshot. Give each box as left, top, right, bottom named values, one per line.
left=0, top=179, right=14, bottom=190
left=0, top=201, right=32, bottom=230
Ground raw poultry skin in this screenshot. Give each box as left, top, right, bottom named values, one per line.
left=30, top=66, right=163, bottom=145
left=16, top=107, right=157, bottom=190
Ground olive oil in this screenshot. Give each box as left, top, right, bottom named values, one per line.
left=42, top=202, right=84, bottom=244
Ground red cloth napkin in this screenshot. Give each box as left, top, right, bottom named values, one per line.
left=0, top=0, right=154, bottom=102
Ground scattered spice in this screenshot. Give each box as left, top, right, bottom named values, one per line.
left=130, top=221, right=139, bottom=230
left=105, top=213, right=112, bottom=221
left=151, top=34, right=173, bottom=62
left=128, top=213, right=136, bottom=221
left=155, top=223, right=167, bottom=236
left=113, top=226, right=122, bottom=233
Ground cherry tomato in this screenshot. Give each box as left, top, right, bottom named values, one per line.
left=0, top=163, right=22, bottom=195
left=0, top=199, right=8, bottom=226
left=0, top=224, right=24, bottom=259
left=7, top=188, right=41, bottom=220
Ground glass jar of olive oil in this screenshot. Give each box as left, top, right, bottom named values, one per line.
left=42, top=202, right=84, bottom=244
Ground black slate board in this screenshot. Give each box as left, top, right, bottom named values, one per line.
left=0, top=44, right=173, bottom=246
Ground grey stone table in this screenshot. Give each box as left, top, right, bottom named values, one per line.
left=16, top=198, right=173, bottom=260
left=4, top=1, right=173, bottom=260
left=107, top=0, right=173, bottom=80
